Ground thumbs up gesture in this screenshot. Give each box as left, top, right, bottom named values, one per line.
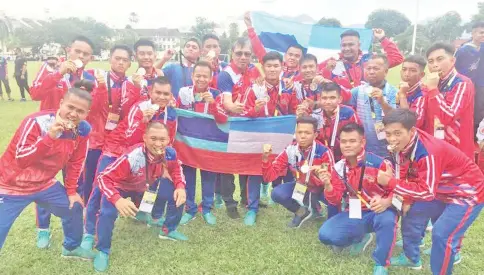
left=377, top=160, right=394, bottom=186
left=95, top=70, right=106, bottom=87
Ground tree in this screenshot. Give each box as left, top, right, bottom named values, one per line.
left=0, top=14, right=13, bottom=52
left=129, top=12, right=139, bottom=26
left=219, top=31, right=231, bottom=55
left=317, top=17, right=342, bottom=27
left=113, top=29, right=139, bottom=48
left=228, top=22, right=240, bottom=42
left=394, top=24, right=432, bottom=55
left=467, top=2, right=484, bottom=30
left=424, top=11, right=463, bottom=42
left=189, top=17, right=216, bottom=41
left=365, top=9, right=411, bottom=37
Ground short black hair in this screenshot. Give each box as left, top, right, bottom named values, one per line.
left=321, top=82, right=341, bottom=96
left=262, top=51, right=283, bottom=64
left=232, top=37, right=252, bottom=52
left=184, top=38, right=201, bottom=49
left=299, top=54, right=318, bottom=65
left=426, top=42, right=455, bottom=58
left=369, top=54, right=389, bottom=68
left=73, top=79, right=94, bottom=93
left=340, top=122, right=364, bottom=137
left=146, top=121, right=168, bottom=133
left=202, top=34, right=220, bottom=45
left=286, top=44, right=304, bottom=53
left=340, top=29, right=360, bottom=39
left=151, top=76, right=171, bottom=89
left=65, top=82, right=94, bottom=106
left=296, top=116, right=318, bottom=132
left=134, top=39, right=155, bottom=52
left=472, top=21, right=484, bottom=30
left=193, top=60, right=213, bottom=74
left=110, top=44, right=133, bottom=58
left=382, top=109, right=417, bottom=130
left=403, top=55, right=427, bottom=71
left=71, top=35, right=95, bottom=50
left=46, top=56, right=58, bottom=61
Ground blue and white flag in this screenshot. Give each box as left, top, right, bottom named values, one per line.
left=251, top=11, right=374, bottom=61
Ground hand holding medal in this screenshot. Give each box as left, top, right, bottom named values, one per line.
left=262, top=144, right=272, bottom=162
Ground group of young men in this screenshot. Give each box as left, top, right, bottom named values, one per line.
left=0, top=12, right=483, bottom=274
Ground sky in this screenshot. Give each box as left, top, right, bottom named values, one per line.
left=1, top=0, right=480, bottom=30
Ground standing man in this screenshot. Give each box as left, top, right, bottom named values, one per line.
left=380, top=109, right=484, bottom=275
left=0, top=87, right=94, bottom=260
left=349, top=55, right=397, bottom=158
left=319, top=29, right=404, bottom=100
left=396, top=55, right=426, bottom=130
left=91, top=122, right=187, bottom=272
left=200, top=34, right=229, bottom=88
left=0, top=54, right=12, bottom=101
left=14, top=48, right=29, bottom=101
left=244, top=11, right=303, bottom=80
left=264, top=116, right=337, bottom=228
left=217, top=37, right=261, bottom=220
left=317, top=123, right=397, bottom=275
left=455, top=22, right=484, bottom=137
left=133, top=39, right=164, bottom=97
left=424, top=42, right=475, bottom=159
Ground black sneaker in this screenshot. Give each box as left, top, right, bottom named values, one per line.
left=287, top=208, right=311, bottom=228
left=226, top=207, right=240, bottom=219
left=20, top=98, right=26, bottom=102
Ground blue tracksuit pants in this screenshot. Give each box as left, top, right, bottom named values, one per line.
left=182, top=165, right=216, bottom=215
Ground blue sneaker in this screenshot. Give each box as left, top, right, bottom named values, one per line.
left=36, top=229, right=51, bottom=249
left=80, top=234, right=95, bottom=250
left=424, top=249, right=462, bottom=265
left=93, top=251, right=109, bottom=272
left=349, top=233, right=373, bottom=256
left=203, top=212, right=216, bottom=226
left=214, top=194, right=223, bottom=209
left=159, top=230, right=189, bottom=241
left=426, top=220, right=433, bottom=232
left=373, top=265, right=388, bottom=275
left=133, top=212, right=149, bottom=223
left=147, top=216, right=166, bottom=228
left=390, top=253, right=423, bottom=269
left=260, top=184, right=269, bottom=198
left=287, top=208, right=311, bottom=228
left=61, top=246, right=96, bottom=261
left=395, top=239, right=424, bottom=248
left=244, top=210, right=257, bottom=226
left=180, top=213, right=196, bottom=225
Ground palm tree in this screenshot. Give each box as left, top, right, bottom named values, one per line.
left=129, top=12, right=139, bottom=26
left=0, top=12, right=13, bottom=52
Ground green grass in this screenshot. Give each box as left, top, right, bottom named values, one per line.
left=0, top=62, right=483, bottom=275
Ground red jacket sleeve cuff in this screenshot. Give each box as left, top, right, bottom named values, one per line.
left=175, top=182, right=186, bottom=189
left=109, top=194, right=122, bottom=205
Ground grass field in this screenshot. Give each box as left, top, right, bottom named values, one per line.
left=0, top=62, right=483, bottom=275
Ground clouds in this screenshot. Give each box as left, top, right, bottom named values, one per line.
left=4, top=0, right=480, bottom=29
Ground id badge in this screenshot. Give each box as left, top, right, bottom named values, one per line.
left=105, top=112, right=120, bottom=130
left=434, top=118, right=445, bottom=140
left=392, top=195, right=403, bottom=211
left=139, top=191, right=157, bottom=213
left=349, top=197, right=362, bottom=219
left=374, top=121, right=386, bottom=140
left=292, top=182, right=307, bottom=205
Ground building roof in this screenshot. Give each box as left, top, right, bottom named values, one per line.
left=117, top=28, right=181, bottom=37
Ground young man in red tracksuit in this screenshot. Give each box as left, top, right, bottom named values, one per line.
left=263, top=116, right=338, bottom=228
left=81, top=76, right=177, bottom=249
left=244, top=11, right=303, bottom=81
left=318, top=123, right=397, bottom=275
left=0, top=88, right=94, bottom=260
left=396, top=55, right=427, bottom=130
left=319, top=29, right=403, bottom=102
left=217, top=37, right=261, bottom=220
left=421, top=42, right=476, bottom=159
left=378, top=109, right=484, bottom=275
left=90, top=122, right=187, bottom=272
left=177, top=61, right=228, bottom=226
left=133, top=39, right=164, bottom=98
left=292, top=54, right=330, bottom=108
left=30, top=57, right=59, bottom=110
left=298, top=82, right=359, bottom=162
left=239, top=51, right=297, bottom=226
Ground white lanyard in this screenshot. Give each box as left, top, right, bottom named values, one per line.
left=163, top=106, right=168, bottom=125
left=297, top=141, right=316, bottom=184
left=394, top=139, right=418, bottom=180
left=329, top=107, right=340, bottom=148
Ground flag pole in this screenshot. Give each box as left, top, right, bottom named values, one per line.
left=411, top=0, right=420, bottom=54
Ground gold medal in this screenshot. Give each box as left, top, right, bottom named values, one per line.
left=300, top=161, right=309, bottom=174
left=310, top=82, right=318, bottom=92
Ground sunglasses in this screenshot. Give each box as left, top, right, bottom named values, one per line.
left=234, top=51, right=251, bottom=57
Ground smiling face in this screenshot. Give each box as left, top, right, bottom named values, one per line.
left=340, top=35, right=360, bottom=61
left=143, top=126, right=170, bottom=156
left=192, top=65, right=212, bottom=91
left=300, top=59, right=317, bottom=82
left=232, top=43, right=252, bottom=71
left=339, top=130, right=365, bottom=158
left=136, top=45, right=156, bottom=69
left=364, top=58, right=388, bottom=86
left=149, top=82, right=172, bottom=108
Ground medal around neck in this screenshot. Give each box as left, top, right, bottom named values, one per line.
left=300, top=164, right=310, bottom=174
left=74, top=59, right=83, bottom=69
left=151, top=104, right=160, bottom=111
left=365, top=86, right=373, bottom=96
left=310, top=82, right=318, bottom=92
left=137, top=68, right=146, bottom=76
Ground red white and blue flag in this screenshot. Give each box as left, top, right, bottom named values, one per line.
left=174, top=109, right=296, bottom=175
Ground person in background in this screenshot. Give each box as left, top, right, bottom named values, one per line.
left=348, top=55, right=397, bottom=158
left=14, top=48, right=29, bottom=101
left=319, top=29, right=404, bottom=101
left=0, top=54, right=12, bottom=101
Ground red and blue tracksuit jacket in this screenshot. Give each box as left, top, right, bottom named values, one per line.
left=388, top=129, right=484, bottom=205
left=102, top=100, right=177, bottom=158
left=311, top=104, right=359, bottom=161
left=97, top=144, right=186, bottom=205
left=30, top=66, right=96, bottom=111
left=176, top=86, right=228, bottom=123
left=129, top=67, right=163, bottom=99
left=87, top=71, right=142, bottom=150
left=421, top=70, right=475, bottom=158
left=262, top=141, right=335, bottom=192
left=209, top=60, right=229, bottom=89
left=324, top=150, right=392, bottom=210
left=0, top=111, right=89, bottom=196
left=242, top=81, right=297, bottom=117
left=318, top=39, right=404, bottom=102
left=401, top=82, right=426, bottom=130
